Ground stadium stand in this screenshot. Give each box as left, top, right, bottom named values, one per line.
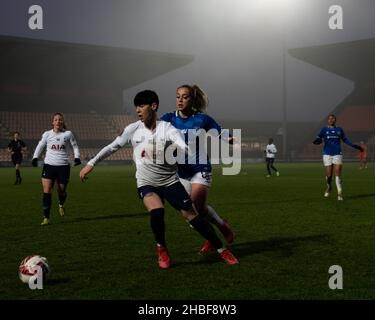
left=0, top=111, right=121, bottom=140
left=289, top=39, right=375, bottom=162
left=103, top=114, right=135, bottom=135
left=0, top=111, right=134, bottom=164
left=0, top=35, right=193, bottom=166
left=0, top=149, right=9, bottom=161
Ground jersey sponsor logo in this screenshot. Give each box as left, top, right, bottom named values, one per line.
left=51, top=144, right=66, bottom=150
left=201, top=171, right=212, bottom=183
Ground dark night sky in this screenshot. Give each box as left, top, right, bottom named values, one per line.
left=1, top=0, right=374, bottom=122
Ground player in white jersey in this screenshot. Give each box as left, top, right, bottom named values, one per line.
left=264, top=138, right=279, bottom=177
left=32, top=113, right=81, bottom=225
left=79, top=90, right=238, bottom=268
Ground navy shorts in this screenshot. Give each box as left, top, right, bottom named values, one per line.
left=11, top=154, right=22, bottom=165
left=266, top=158, right=275, bottom=165
left=137, top=182, right=193, bottom=211
left=42, top=164, right=70, bottom=184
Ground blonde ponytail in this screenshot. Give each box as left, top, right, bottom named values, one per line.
left=178, top=84, right=208, bottom=113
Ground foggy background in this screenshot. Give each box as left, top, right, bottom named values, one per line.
left=1, top=0, right=374, bottom=122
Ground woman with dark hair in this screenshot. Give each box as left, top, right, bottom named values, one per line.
left=32, top=113, right=81, bottom=225
left=313, top=114, right=363, bottom=201
left=80, top=90, right=238, bottom=268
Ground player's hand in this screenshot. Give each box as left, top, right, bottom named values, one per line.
left=31, top=158, right=38, bottom=167
left=313, top=138, right=322, bottom=145
left=354, top=145, right=364, bottom=152
left=74, top=158, right=82, bottom=166
left=79, top=165, right=93, bottom=183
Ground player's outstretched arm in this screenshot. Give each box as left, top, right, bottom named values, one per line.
left=352, top=144, right=364, bottom=152
left=342, top=137, right=363, bottom=151
left=79, top=165, right=93, bottom=182
left=340, top=128, right=363, bottom=151
left=32, top=132, right=48, bottom=162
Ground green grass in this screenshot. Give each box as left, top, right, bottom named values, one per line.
left=1, top=163, right=375, bottom=299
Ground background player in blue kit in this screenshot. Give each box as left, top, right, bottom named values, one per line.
left=161, top=84, right=235, bottom=254
left=313, top=114, right=363, bottom=200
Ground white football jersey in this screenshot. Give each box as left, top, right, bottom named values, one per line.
left=266, top=144, right=277, bottom=158
left=88, top=120, right=188, bottom=187
left=33, top=129, right=80, bottom=166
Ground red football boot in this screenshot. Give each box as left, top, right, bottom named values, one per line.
left=219, top=249, right=239, bottom=265
left=199, top=240, right=213, bottom=255
left=157, top=245, right=170, bottom=269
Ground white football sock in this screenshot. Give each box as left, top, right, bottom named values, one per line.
left=335, top=176, right=342, bottom=194
left=207, top=206, right=225, bottom=226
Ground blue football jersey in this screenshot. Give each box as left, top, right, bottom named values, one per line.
left=160, top=111, right=223, bottom=178
left=316, top=126, right=355, bottom=156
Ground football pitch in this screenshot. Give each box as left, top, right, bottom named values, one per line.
left=1, top=163, right=374, bottom=300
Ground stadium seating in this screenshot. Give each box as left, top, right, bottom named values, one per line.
left=103, top=114, right=134, bottom=135
left=0, top=149, right=10, bottom=161
left=337, top=105, right=375, bottom=132
left=0, top=111, right=134, bottom=162
left=79, top=148, right=133, bottom=161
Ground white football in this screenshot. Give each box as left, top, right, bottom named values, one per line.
left=19, top=255, right=50, bottom=284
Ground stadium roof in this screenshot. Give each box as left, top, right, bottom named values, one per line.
left=289, top=38, right=375, bottom=82
left=0, top=35, right=193, bottom=89
left=289, top=38, right=375, bottom=145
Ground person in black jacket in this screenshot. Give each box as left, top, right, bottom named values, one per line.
left=8, top=132, right=26, bottom=185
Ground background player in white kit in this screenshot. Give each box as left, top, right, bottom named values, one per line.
left=265, top=138, right=279, bottom=178
left=79, top=90, right=238, bottom=268
left=32, top=113, right=81, bottom=225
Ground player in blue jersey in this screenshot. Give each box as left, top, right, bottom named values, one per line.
left=161, top=84, right=235, bottom=254
left=313, top=114, right=363, bottom=200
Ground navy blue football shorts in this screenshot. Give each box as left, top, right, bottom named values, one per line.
left=41, top=164, right=70, bottom=184
left=137, top=182, right=193, bottom=211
